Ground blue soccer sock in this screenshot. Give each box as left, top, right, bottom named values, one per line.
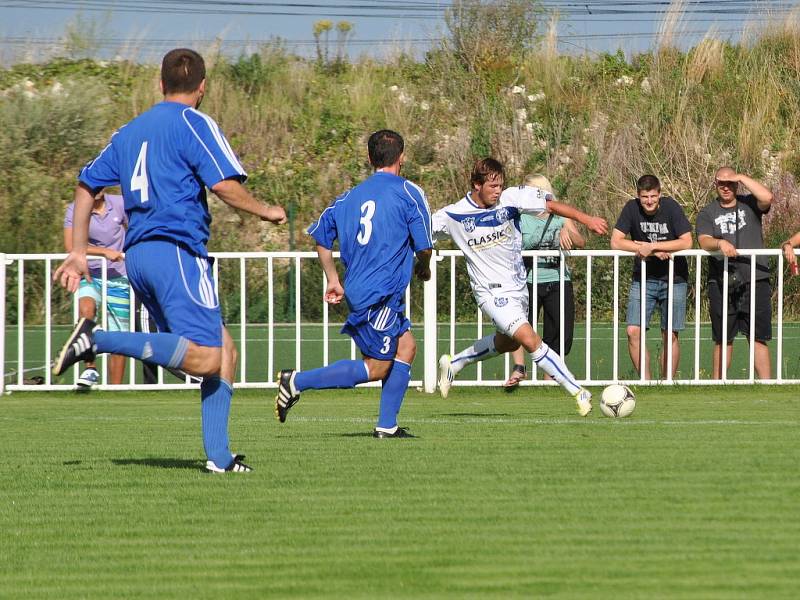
left=377, top=359, right=412, bottom=430
left=201, top=376, right=233, bottom=470
left=531, top=342, right=581, bottom=396
left=450, top=334, right=498, bottom=376
left=294, top=359, right=370, bottom=391
left=94, top=331, right=189, bottom=370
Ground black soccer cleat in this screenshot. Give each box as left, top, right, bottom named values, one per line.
left=373, top=427, right=415, bottom=439
left=205, top=457, right=253, bottom=473
left=52, top=318, right=98, bottom=376
left=275, top=369, right=300, bottom=423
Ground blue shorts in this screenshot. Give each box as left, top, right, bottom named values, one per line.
left=626, top=279, right=687, bottom=332
left=341, top=303, right=411, bottom=360
left=125, top=240, right=222, bottom=347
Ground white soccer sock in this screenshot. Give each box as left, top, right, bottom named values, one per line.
left=450, top=334, right=498, bottom=375
left=531, top=342, right=581, bottom=396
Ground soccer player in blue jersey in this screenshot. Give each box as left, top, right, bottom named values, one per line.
left=52, top=48, right=287, bottom=473
left=275, top=130, right=432, bottom=438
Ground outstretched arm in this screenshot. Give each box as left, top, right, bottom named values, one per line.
left=546, top=200, right=608, bottom=235
left=211, top=178, right=287, bottom=223
left=317, top=245, right=344, bottom=304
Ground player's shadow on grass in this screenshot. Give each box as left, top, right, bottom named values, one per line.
left=110, top=458, right=203, bottom=470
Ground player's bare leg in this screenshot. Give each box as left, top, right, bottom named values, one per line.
left=439, top=333, right=501, bottom=398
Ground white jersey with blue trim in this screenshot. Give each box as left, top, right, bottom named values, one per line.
left=432, top=185, right=550, bottom=301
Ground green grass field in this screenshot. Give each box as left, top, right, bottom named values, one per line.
left=1, top=386, right=799, bottom=598
left=6, top=322, right=800, bottom=385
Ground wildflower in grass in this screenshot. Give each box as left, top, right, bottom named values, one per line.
left=527, top=92, right=545, bottom=102
left=615, top=75, right=634, bottom=87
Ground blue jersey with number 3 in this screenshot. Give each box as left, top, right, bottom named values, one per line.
left=78, top=101, right=246, bottom=257
left=307, top=172, right=432, bottom=312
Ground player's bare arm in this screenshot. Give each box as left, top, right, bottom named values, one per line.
left=414, top=248, right=432, bottom=281
left=546, top=200, right=608, bottom=235
left=316, top=245, right=344, bottom=304
left=53, top=182, right=95, bottom=292
left=211, top=178, right=287, bottom=224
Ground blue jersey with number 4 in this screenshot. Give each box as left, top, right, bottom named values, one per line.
left=78, top=101, right=246, bottom=257
left=307, top=171, right=432, bottom=312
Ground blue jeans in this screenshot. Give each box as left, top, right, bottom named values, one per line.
left=626, top=280, right=687, bottom=332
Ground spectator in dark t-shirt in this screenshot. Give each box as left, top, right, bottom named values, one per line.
left=611, top=175, right=692, bottom=379
left=696, top=167, right=773, bottom=379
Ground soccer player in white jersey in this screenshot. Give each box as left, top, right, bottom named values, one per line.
left=432, top=158, right=608, bottom=415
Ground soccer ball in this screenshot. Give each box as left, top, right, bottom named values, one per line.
left=600, top=384, right=636, bottom=418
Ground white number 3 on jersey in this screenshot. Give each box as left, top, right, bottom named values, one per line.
left=357, top=200, right=376, bottom=245
left=130, top=141, right=150, bottom=203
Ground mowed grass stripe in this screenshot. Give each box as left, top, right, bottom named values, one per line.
left=1, top=387, right=799, bottom=598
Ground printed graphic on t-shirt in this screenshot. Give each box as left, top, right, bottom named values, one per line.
left=713, top=209, right=747, bottom=235
left=639, top=221, right=670, bottom=242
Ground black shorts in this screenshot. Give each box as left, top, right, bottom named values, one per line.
left=708, top=278, right=772, bottom=344
left=527, top=280, right=575, bottom=356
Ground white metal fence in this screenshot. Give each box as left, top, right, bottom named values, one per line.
left=2, top=248, right=798, bottom=394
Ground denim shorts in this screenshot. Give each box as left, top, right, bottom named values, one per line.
left=626, top=279, right=687, bottom=332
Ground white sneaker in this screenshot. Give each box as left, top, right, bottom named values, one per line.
left=575, top=388, right=592, bottom=417
left=438, top=354, right=454, bottom=399
left=76, top=368, right=99, bottom=389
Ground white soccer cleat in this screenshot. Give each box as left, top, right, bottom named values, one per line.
left=575, top=388, right=593, bottom=417
left=76, top=367, right=99, bottom=389
left=438, top=354, right=455, bottom=399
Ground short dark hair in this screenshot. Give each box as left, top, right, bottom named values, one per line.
left=636, top=174, right=661, bottom=193
left=161, top=48, right=206, bottom=95
left=368, top=130, right=404, bottom=168
left=471, top=158, right=505, bottom=187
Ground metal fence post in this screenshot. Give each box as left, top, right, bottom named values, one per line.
left=423, top=250, right=438, bottom=393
